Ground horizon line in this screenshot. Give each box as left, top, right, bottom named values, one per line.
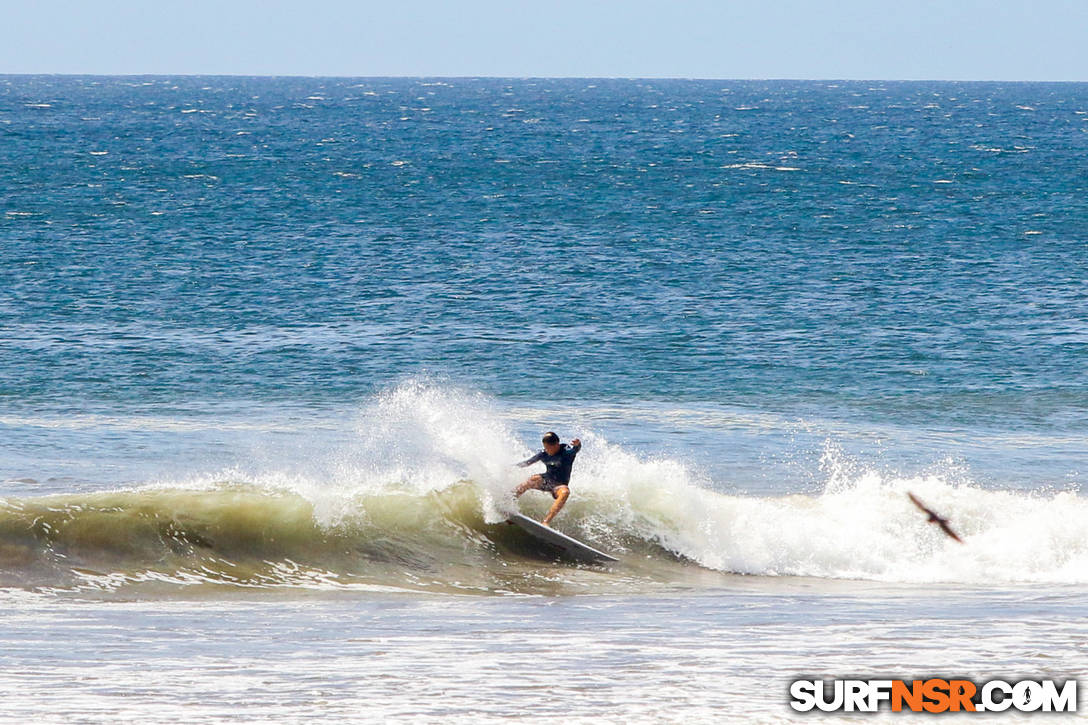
left=2, top=73, right=1087, bottom=83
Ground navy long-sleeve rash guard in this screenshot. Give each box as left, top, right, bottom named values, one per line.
left=517, top=441, right=581, bottom=484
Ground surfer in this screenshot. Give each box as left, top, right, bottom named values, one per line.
left=514, top=432, right=581, bottom=525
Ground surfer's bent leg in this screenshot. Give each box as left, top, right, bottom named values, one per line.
left=515, top=475, right=544, bottom=497
left=541, top=485, right=569, bottom=526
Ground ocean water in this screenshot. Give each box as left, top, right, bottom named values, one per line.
left=1, top=76, right=1087, bottom=721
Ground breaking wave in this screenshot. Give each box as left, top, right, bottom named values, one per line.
left=2, top=384, right=1086, bottom=595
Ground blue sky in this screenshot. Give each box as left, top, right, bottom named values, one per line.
left=3, top=0, right=1086, bottom=79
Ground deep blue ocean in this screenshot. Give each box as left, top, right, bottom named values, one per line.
left=0, top=77, right=1086, bottom=720
left=4, top=77, right=1086, bottom=418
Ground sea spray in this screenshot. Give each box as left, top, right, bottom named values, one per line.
left=2, top=385, right=1085, bottom=594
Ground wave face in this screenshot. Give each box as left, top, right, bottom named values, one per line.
left=2, top=385, right=1085, bottom=595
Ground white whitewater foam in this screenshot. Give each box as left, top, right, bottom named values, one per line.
left=125, top=383, right=1088, bottom=585
left=581, top=441, right=1088, bottom=584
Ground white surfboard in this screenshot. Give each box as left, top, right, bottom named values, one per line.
left=507, top=513, right=619, bottom=563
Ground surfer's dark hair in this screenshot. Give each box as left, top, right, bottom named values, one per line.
left=542, top=432, right=559, bottom=445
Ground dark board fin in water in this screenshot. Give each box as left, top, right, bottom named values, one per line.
left=507, top=513, right=619, bottom=563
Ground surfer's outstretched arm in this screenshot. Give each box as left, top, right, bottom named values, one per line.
left=515, top=452, right=543, bottom=468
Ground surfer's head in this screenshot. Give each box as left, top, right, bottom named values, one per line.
left=542, top=431, right=560, bottom=454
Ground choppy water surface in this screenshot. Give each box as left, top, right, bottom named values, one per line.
left=3, top=587, right=1084, bottom=722
left=1, top=77, right=1086, bottom=720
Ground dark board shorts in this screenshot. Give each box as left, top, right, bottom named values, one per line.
left=539, top=475, right=570, bottom=499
